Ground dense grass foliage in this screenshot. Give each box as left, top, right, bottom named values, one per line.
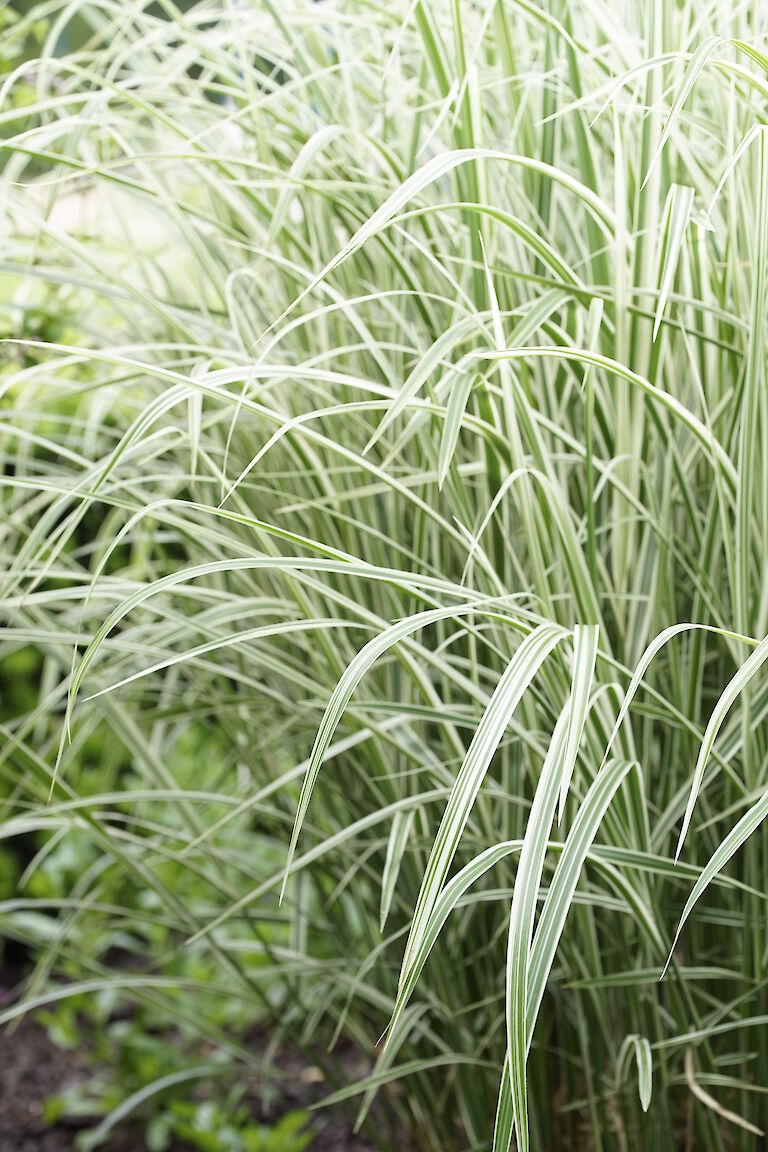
left=2, top=1, right=768, bottom=1148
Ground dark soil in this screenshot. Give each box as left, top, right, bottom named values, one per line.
left=0, top=1017, right=380, bottom=1152
left=0, top=1016, right=92, bottom=1152
left=0, top=967, right=380, bottom=1152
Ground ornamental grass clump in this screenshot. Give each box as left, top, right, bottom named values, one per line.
left=2, top=1, right=768, bottom=1149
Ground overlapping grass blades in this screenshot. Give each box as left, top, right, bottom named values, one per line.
left=2, top=1, right=768, bottom=1149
